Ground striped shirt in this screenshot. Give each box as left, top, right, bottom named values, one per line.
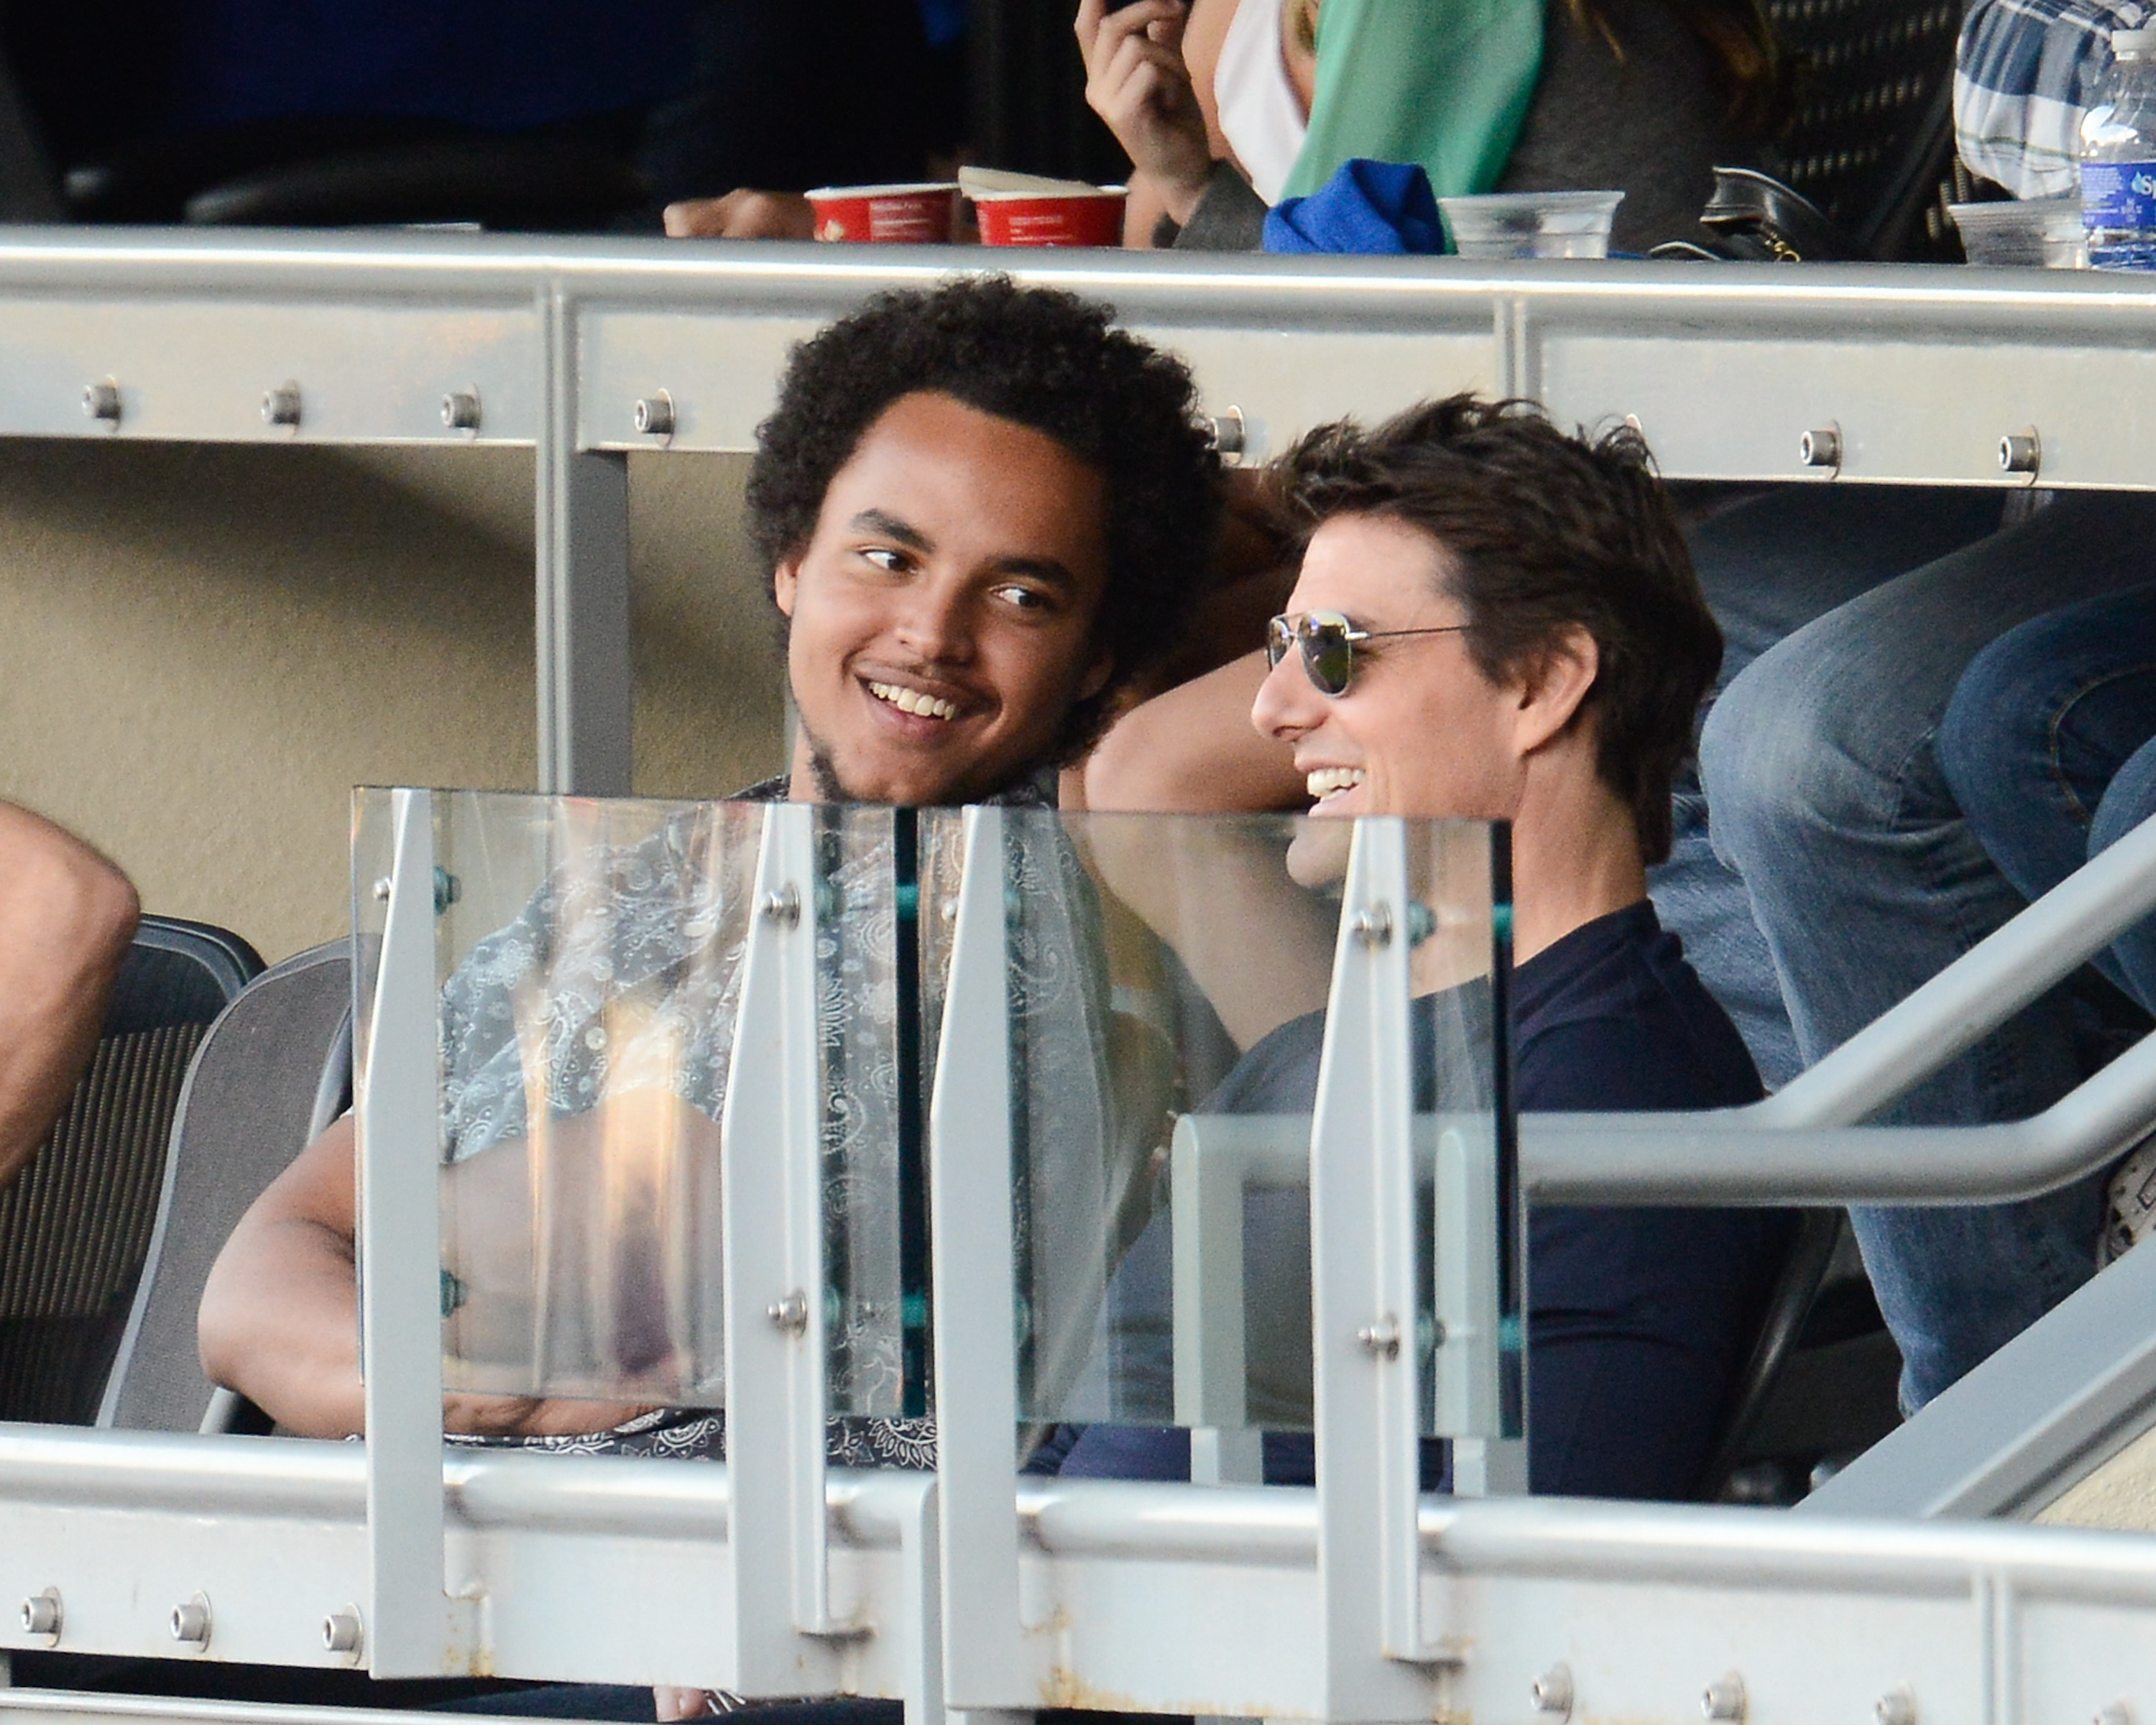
left=1957, top=0, right=2152, bottom=196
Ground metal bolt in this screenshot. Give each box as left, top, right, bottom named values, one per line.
left=1206, top=405, right=1247, bottom=466
left=1351, top=904, right=1393, bottom=948
left=767, top=1289, right=809, bottom=1334
left=21, top=1587, right=61, bottom=1638
left=761, top=884, right=801, bottom=926
left=1876, top=1685, right=1916, bottom=1725
left=1800, top=424, right=1842, bottom=468
left=1356, top=1315, right=1401, bottom=1358
left=633, top=390, right=676, bottom=438
left=371, top=876, right=393, bottom=903
left=83, top=378, right=121, bottom=426
left=262, top=382, right=303, bottom=428
left=1702, top=1673, right=1746, bottom=1722
left=1531, top=1662, right=1574, bottom=1719
left=1999, top=428, right=2042, bottom=477
left=441, top=390, right=483, bottom=433
left=2096, top=1705, right=2134, bottom=1725
left=323, top=1607, right=363, bottom=1655
left=172, top=1593, right=212, bottom=1647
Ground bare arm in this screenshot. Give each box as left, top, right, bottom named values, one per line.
left=1083, top=649, right=1306, bottom=814
left=0, top=804, right=137, bottom=1190
left=199, top=1114, right=370, bottom=1437
left=202, top=1103, right=711, bottom=1438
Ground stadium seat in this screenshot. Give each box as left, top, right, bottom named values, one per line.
left=0, top=916, right=262, bottom=1425
left=96, top=939, right=349, bottom=1435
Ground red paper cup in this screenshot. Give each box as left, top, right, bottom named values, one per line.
left=805, top=183, right=959, bottom=244
left=973, top=188, right=1126, bottom=248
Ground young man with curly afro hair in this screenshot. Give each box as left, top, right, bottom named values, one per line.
left=745, top=272, right=1222, bottom=806
left=200, top=275, right=1224, bottom=1460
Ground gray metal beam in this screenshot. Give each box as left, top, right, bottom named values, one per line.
left=1801, top=1223, right=2156, bottom=1522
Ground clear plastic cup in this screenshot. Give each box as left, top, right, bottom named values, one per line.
left=1437, top=190, right=1624, bottom=259
left=1950, top=194, right=2088, bottom=269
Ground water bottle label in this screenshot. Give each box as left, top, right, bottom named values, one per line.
left=2082, top=160, right=2156, bottom=230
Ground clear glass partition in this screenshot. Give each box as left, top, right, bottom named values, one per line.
left=945, top=809, right=1511, bottom=1442
left=352, top=792, right=1510, bottom=1445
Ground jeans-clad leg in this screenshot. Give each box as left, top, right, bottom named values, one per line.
left=1700, top=492, right=2156, bottom=1409
left=2096, top=741, right=2156, bottom=1011
left=1654, top=486, right=2007, bottom=1088
left=1939, top=584, right=2156, bottom=1014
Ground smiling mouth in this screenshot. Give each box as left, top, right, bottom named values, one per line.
left=1305, top=766, right=1366, bottom=804
left=867, top=680, right=962, bottom=722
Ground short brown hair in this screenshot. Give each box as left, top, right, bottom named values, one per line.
left=1274, top=395, right=1719, bottom=863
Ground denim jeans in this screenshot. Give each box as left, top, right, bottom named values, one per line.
left=1651, top=484, right=2009, bottom=1090
left=1938, top=581, right=2156, bottom=1016
left=1699, top=491, right=2156, bottom=1409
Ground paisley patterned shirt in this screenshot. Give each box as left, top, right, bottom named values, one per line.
left=441, top=772, right=1101, bottom=1472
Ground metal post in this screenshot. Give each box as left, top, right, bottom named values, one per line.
left=358, top=788, right=450, bottom=1675
left=1172, top=1120, right=1262, bottom=1485
left=929, top=806, right=1035, bottom=1717
left=1311, top=819, right=1452, bottom=1706
left=536, top=280, right=632, bottom=796
left=720, top=801, right=855, bottom=1687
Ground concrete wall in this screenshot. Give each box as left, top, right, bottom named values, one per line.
left=0, top=439, right=786, bottom=964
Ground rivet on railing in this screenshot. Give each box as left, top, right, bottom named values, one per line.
left=762, top=884, right=801, bottom=926
left=1800, top=423, right=1842, bottom=470
left=1999, top=427, right=2041, bottom=479
left=262, top=382, right=303, bottom=430
left=323, top=1606, right=363, bottom=1656
left=1875, top=1685, right=1916, bottom=1725
left=634, top=390, right=676, bottom=439
left=1702, top=1672, right=1746, bottom=1722
left=172, top=1593, right=212, bottom=1648
left=441, top=390, right=483, bottom=434
left=20, top=1587, right=61, bottom=1641
left=83, top=378, right=121, bottom=428
left=1351, top=904, right=1393, bottom=948
left=1205, top=405, right=1247, bottom=466
left=1531, top=1662, right=1574, bottom=1719
left=1356, top=1315, right=1401, bottom=1358
left=767, top=1289, right=810, bottom=1334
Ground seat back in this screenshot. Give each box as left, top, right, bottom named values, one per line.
left=1694, top=1207, right=1844, bottom=1498
left=0, top=916, right=263, bottom=1425
left=96, top=939, right=351, bottom=1434
left=1764, top=0, right=1963, bottom=258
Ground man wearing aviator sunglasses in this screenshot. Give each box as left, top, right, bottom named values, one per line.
left=1064, top=395, right=1796, bottom=1502
left=1263, top=609, right=1470, bottom=698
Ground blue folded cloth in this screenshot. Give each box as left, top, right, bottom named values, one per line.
left=1262, top=157, right=1448, bottom=255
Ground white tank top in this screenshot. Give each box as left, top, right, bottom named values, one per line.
left=1212, top=0, right=1308, bottom=205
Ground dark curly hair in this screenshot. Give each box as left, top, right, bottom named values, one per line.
left=1276, top=395, right=1720, bottom=864
left=746, top=275, right=1221, bottom=761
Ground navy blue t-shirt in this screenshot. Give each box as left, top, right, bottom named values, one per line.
left=1040, top=899, right=1790, bottom=1501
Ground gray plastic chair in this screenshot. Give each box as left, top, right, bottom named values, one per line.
left=95, top=939, right=351, bottom=1435
left=0, top=917, right=264, bottom=1425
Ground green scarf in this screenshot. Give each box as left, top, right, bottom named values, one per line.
left=1279, top=0, right=1546, bottom=202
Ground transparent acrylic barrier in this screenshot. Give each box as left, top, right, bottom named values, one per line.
left=352, top=789, right=909, bottom=1413
left=931, top=809, right=1510, bottom=1441
left=352, top=794, right=1511, bottom=1440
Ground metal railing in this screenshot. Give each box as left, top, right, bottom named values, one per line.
left=4, top=235, right=2156, bottom=1725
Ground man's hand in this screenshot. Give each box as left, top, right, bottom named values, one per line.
left=664, top=190, right=816, bottom=240
left=1076, top=0, right=1216, bottom=226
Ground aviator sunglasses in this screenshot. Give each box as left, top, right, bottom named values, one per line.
left=1264, top=609, right=1470, bottom=697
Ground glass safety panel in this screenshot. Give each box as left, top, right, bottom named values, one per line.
left=935, top=808, right=1511, bottom=1447
left=351, top=789, right=909, bottom=1414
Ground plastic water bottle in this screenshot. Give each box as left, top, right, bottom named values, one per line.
left=2081, top=26, right=2156, bottom=269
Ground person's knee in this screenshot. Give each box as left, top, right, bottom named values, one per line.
left=1936, top=624, right=2054, bottom=842
left=1698, top=635, right=1879, bottom=875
